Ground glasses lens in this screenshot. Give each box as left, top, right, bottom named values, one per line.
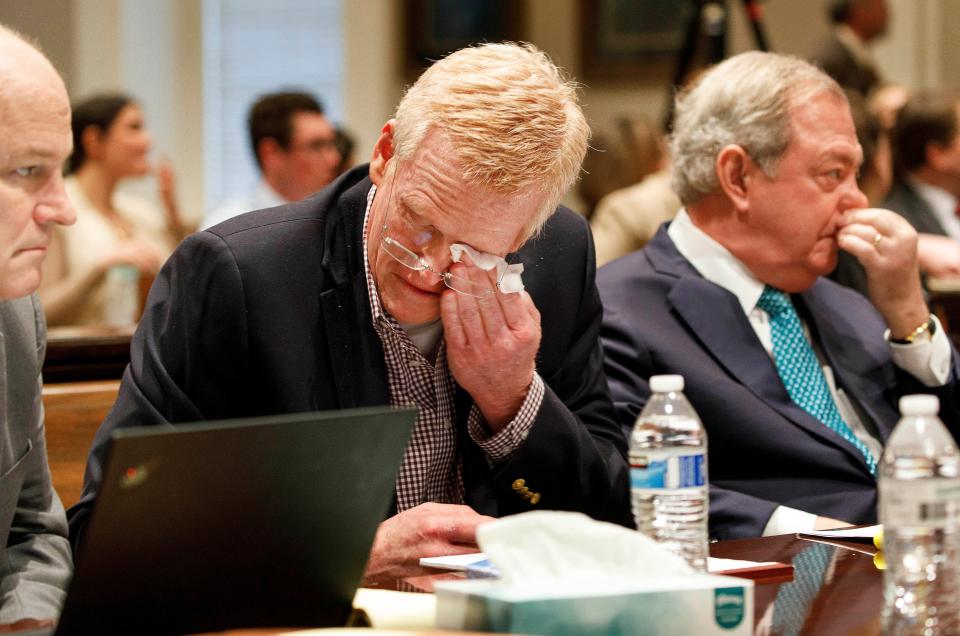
left=443, top=271, right=497, bottom=297
left=382, top=235, right=427, bottom=271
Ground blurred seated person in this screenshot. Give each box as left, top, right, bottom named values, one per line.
left=883, top=89, right=960, bottom=279
left=600, top=52, right=960, bottom=540
left=202, top=91, right=341, bottom=229
left=809, top=0, right=888, bottom=97
left=333, top=125, right=356, bottom=175
left=590, top=116, right=680, bottom=266
left=40, top=94, right=189, bottom=326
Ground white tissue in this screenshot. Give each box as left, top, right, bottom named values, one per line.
left=477, top=511, right=693, bottom=593
left=449, top=243, right=525, bottom=294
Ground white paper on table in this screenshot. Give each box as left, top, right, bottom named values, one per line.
left=421, top=553, right=779, bottom=575
left=798, top=524, right=881, bottom=540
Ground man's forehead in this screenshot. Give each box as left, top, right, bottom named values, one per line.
left=291, top=111, right=333, bottom=137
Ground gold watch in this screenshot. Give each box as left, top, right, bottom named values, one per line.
left=890, top=317, right=935, bottom=344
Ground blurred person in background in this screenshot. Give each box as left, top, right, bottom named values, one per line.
left=40, top=93, right=189, bottom=327
left=333, top=125, right=356, bottom=175
left=884, top=89, right=960, bottom=279
left=810, top=0, right=889, bottom=97
left=590, top=115, right=680, bottom=266
left=202, top=91, right=341, bottom=229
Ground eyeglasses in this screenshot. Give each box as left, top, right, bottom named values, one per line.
left=288, top=138, right=338, bottom=154
left=380, top=207, right=508, bottom=298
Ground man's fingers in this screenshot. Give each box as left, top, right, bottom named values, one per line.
left=497, top=288, right=533, bottom=330
left=441, top=291, right=467, bottom=348
left=451, top=289, right=486, bottom=346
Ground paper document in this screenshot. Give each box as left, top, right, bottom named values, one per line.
left=798, top=524, right=880, bottom=540
left=421, top=553, right=782, bottom=576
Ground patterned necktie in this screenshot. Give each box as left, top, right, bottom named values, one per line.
left=756, top=286, right=877, bottom=476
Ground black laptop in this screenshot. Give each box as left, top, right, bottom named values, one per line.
left=55, top=407, right=415, bottom=635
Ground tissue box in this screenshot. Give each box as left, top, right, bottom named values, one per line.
left=435, top=572, right=752, bottom=636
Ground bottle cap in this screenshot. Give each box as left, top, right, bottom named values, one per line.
left=899, top=394, right=939, bottom=416
left=649, top=374, right=684, bottom=393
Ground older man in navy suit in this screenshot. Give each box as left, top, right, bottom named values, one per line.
left=599, top=51, right=960, bottom=540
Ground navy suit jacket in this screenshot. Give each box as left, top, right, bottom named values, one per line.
left=67, top=166, right=631, bottom=546
left=599, top=227, right=960, bottom=540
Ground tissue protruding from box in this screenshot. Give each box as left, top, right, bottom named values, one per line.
left=435, top=511, right=752, bottom=635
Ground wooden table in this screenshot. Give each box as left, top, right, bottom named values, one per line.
left=711, top=533, right=882, bottom=635
left=0, top=533, right=886, bottom=634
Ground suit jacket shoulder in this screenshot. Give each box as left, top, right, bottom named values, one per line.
left=883, top=178, right=948, bottom=236
left=0, top=294, right=71, bottom=622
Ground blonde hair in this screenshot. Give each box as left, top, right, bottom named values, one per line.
left=670, top=51, right=846, bottom=205
left=393, top=42, right=589, bottom=238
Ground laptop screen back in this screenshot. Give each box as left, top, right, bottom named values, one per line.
left=56, top=407, right=415, bottom=635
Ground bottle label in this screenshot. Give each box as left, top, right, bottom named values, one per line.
left=881, top=478, right=960, bottom=528
left=631, top=452, right=706, bottom=489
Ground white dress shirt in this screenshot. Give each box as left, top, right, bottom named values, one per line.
left=668, top=209, right=952, bottom=535
left=910, top=177, right=960, bottom=242
left=202, top=180, right=289, bottom=230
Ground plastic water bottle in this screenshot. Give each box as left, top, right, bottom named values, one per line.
left=880, top=394, right=960, bottom=635
left=103, top=265, right=140, bottom=326
left=630, top=374, right=709, bottom=571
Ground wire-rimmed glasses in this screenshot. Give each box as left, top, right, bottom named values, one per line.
left=380, top=209, right=507, bottom=298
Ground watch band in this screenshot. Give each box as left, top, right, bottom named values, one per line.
left=890, top=316, right=935, bottom=345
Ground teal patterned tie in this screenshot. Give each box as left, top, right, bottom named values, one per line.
left=756, top=286, right=877, bottom=476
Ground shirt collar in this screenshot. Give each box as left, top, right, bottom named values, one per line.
left=255, top=179, right=290, bottom=207
left=667, top=208, right=766, bottom=315
left=909, top=176, right=959, bottom=220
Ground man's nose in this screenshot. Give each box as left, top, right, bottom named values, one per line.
left=841, top=178, right=870, bottom=210
left=36, top=172, right=76, bottom=226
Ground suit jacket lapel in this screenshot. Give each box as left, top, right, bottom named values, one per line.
left=801, top=282, right=899, bottom=442
left=318, top=176, right=389, bottom=409
left=647, top=229, right=878, bottom=466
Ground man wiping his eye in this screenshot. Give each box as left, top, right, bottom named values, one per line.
left=69, top=42, right=631, bottom=583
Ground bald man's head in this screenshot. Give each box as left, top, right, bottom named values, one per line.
left=0, top=23, right=75, bottom=300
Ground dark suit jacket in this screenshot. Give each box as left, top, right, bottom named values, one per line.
left=809, top=33, right=879, bottom=97
left=0, top=295, right=71, bottom=621
left=599, top=227, right=960, bottom=540
left=67, top=166, right=631, bottom=546
left=884, top=178, right=950, bottom=237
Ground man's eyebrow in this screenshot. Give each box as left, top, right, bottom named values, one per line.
left=17, top=146, right=63, bottom=162
left=818, top=147, right=861, bottom=165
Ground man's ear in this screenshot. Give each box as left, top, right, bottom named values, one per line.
left=369, top=119, right=396, bottom=186
left=927, top=141, right=953, bottom=172
left=258, top=137, right=282, bottom=173
left=716, top=144, right=753, bottom=213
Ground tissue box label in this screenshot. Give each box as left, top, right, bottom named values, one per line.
left=715, top=587, right=746, bottom=629
left=631, top=452, right=705, bottom=489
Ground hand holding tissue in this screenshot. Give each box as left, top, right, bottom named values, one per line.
left=442, top=244, right=540, bottom=431
left=449, top=243, right=525, bottom=294
left=435, top=511, right=752, bottom=635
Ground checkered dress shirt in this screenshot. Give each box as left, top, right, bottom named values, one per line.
left=361, top=185, right=544, bottom=512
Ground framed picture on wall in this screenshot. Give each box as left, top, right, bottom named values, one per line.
left=581, top=0, right=697, bottom=81
left=404, top=0, right=524, bottom=76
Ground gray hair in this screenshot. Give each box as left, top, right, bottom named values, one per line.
left=670, top=51, right=846, bottom=205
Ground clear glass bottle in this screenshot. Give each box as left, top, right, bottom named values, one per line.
left=880, top=394, right=960, bottom=635
left=630, top=374, right=709, bottom=571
